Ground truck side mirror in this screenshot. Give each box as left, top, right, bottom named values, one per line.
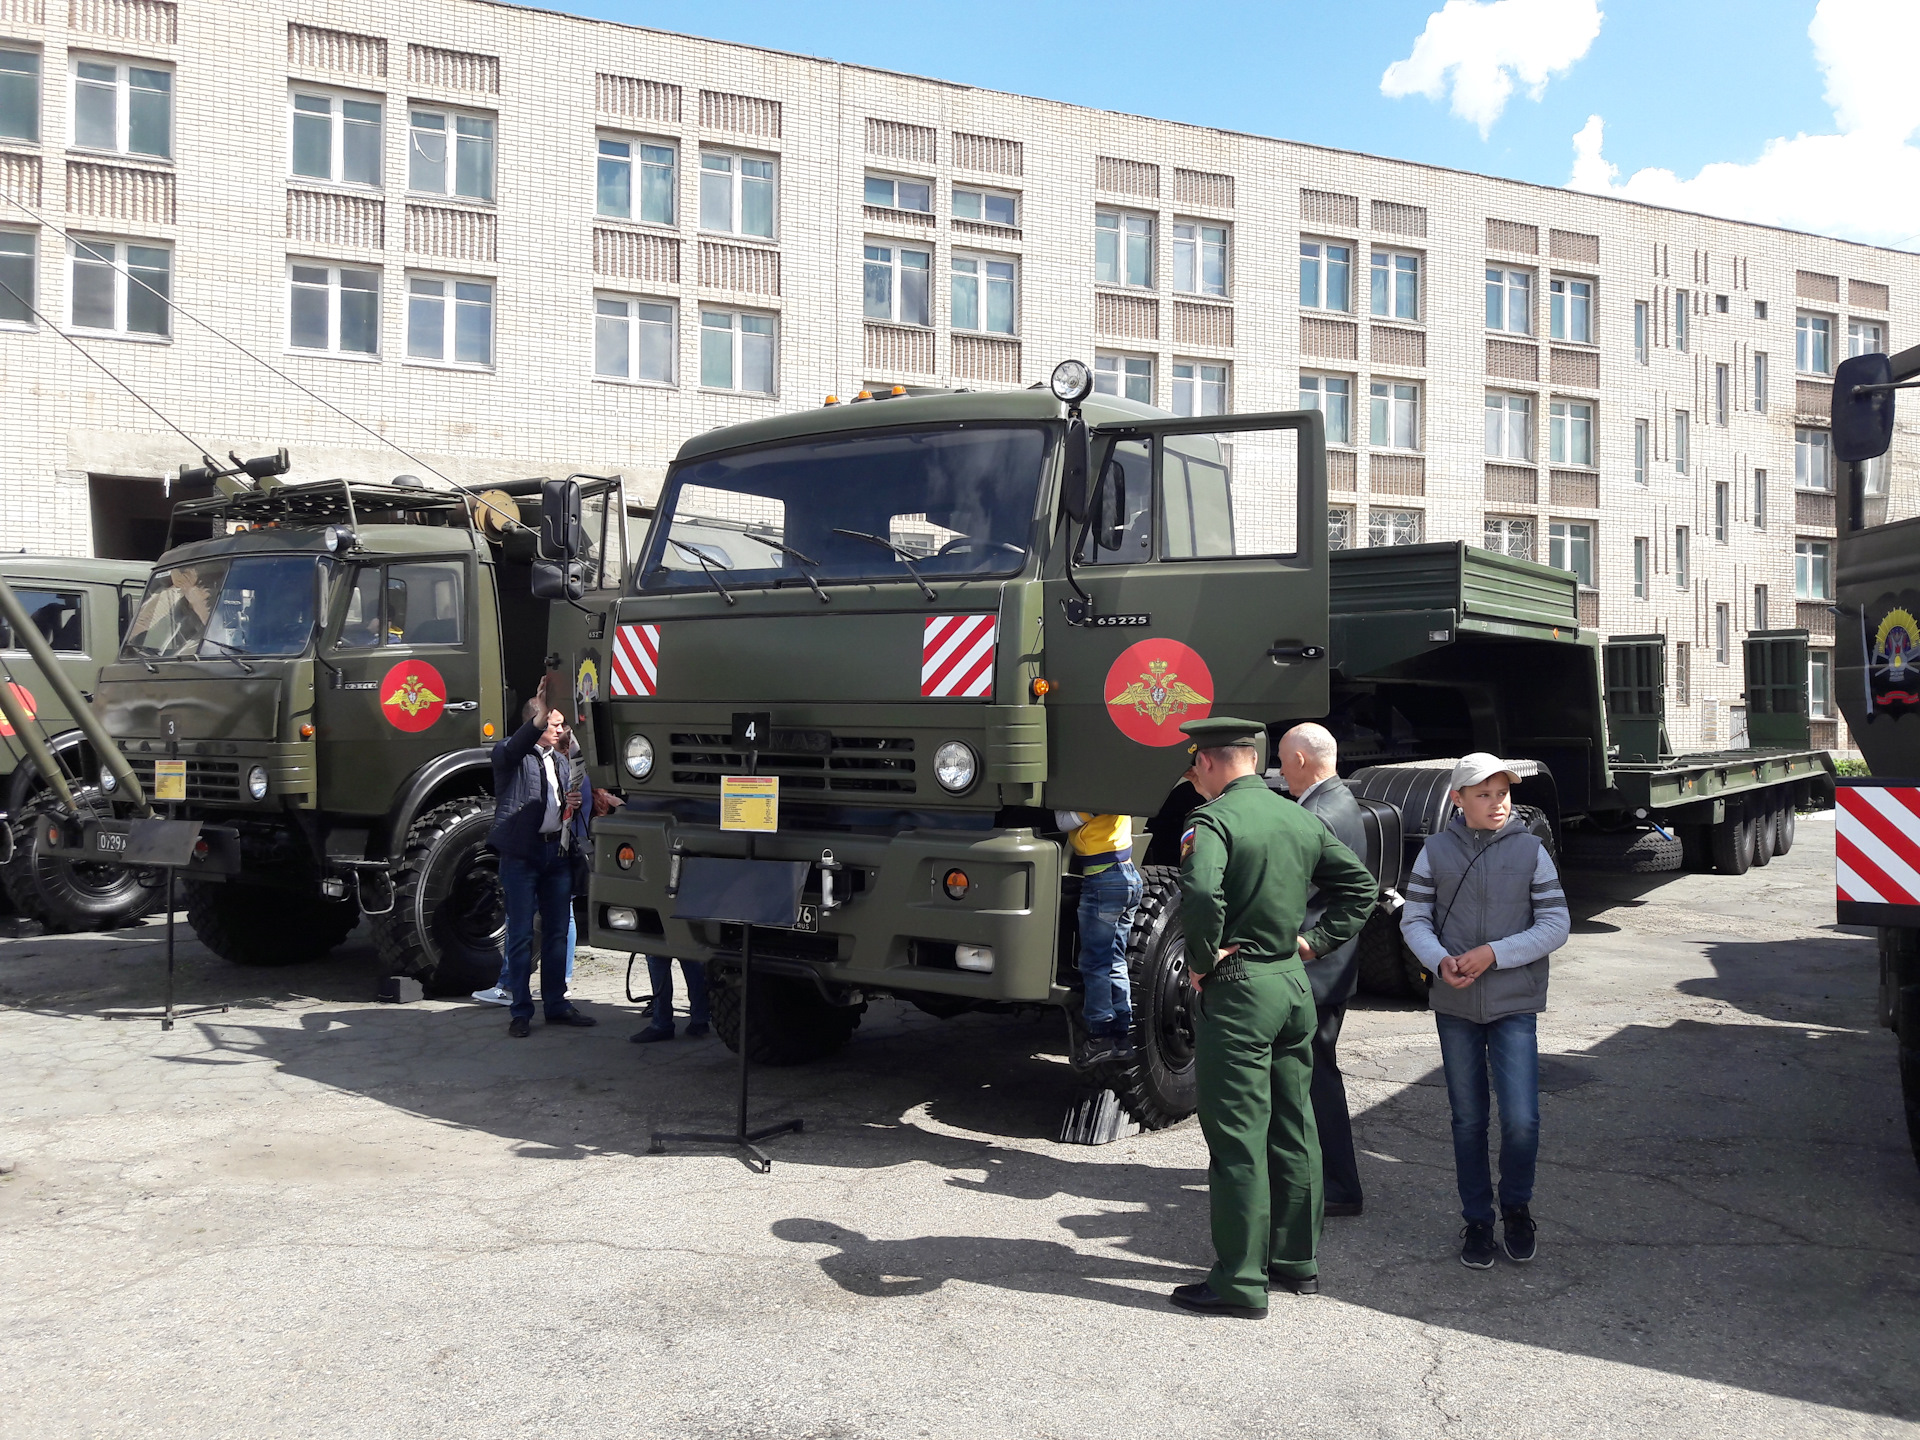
left=1062, top=417, right=1091, bottom=524
left=531, top=559, right=585, bottom=602
left=540, top=478, right=583, bottom=563
left=1833, top=352, right=1895, bottom=462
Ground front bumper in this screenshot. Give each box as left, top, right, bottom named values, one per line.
left=588, top=811, right=1066, bottom=1004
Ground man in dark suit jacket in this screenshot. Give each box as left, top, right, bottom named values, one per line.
left=1277, top=723, right=1372, bottom=1216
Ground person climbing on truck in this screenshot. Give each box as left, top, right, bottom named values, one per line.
left=1057, top=810, right=1142, bottom=1066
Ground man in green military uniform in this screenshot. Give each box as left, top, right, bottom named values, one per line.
left=1170, top=716, right=1376, bottom=1318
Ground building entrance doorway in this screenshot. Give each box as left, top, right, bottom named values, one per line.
left=88, top=474, right=215, bottom=561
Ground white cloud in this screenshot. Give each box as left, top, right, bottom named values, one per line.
left=1381, top=0, right=1602, bottom=138
left=1568, top=0, right=1920, bottom=249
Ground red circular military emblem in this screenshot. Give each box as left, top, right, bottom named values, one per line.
left=1104, top=639, right=1214, bottom=747
left=379, top=660, right=447, bottom=733
left=0, top=681, right=34, bottom=738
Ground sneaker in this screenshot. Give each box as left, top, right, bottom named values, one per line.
left=1460, top=1221, right=1497, bottom=1270
left=471, top=985, right=512, bottom=1006
left=1110, top=1025, right=1137, bottom=1062
left=684, top=1022, right=711, bottom=1038
left=1501, top=1206, right=1538, bottom=1263
left=1075, top=1036, right=1118, bottom=1068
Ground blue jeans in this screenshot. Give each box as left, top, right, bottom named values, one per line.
left=495, top=912, right=575, bottom=991
left=1435, top=1011, right=1540, bottom=1225
left=502, top=842, right=576, bottom=1022
left=643, top=956, right=710, bottom=1034
left=1077, top=862, right=1142, bottom=1036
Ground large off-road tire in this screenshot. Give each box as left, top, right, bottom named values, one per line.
left=184, top=879, right=358, bottom=965
left=1515, top=804, right=1558, bottom=861
left=1560, top=826, right=1684, bottom=874
left=372, top=796, right=504, bottom=996
left=1108, top=865, right=1199, bottom=1130
left=1, top=795, right=159, bottom=933
left=709, top=965, right=865, bottom=1065
left=1711, top=810, right=1754, bottom=876
left=1355, top=903, right=1423, bottom=999
left=1774, top=797, right=1797, bottom=855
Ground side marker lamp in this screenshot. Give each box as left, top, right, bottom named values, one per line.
left=943, top=868, right=970, bottom=901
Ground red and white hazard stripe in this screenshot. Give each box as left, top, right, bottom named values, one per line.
left=1836, top=783, right=1920, bottom=907
left=921, top=615, right=997, bottom=698
left=609, top=623, right=660, bottom=697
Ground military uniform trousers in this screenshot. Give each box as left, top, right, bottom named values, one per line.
left=1195, top=957, right=1322, bottom=1308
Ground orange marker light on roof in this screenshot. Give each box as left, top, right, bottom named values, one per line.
left=824, top=395, right=839, bottom=405
left=891, top=385, right=906, bottom=396
left=856, top=389, right=873, bottom=401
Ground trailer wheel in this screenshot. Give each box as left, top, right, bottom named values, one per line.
left=1559, top=827, right=1684, bottom=874
left=1109, top=865, right=1198, bottom=1129
left=372, top=796, right=504, bottom=996
left=1355, top=903, right=1423, bottom=999
left=1678, top=825, right=1712, bottom=872
left=1710, top=809, right=1753, bottom=875
left=1773, top=796, right=1797, bottom=856
left=183, top=880, right=358, bottom=965
left=1749, top=804, right=1776, bottom=868
left=709, top=966, right=864, bottom=1065
left=1, top=794, right=159, bottom=933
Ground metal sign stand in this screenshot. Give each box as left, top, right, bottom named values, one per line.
left=99, top=811, right=228, bottom=1031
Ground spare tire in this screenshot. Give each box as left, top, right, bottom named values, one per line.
left=1560, top=826, right=1684, bottom=874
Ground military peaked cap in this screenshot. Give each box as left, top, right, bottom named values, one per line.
left=1179, top=715, right=1266, bottom=750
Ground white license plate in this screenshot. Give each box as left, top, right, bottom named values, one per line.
left=95, top=831, right=127, bottom=853
left=781, top=903, right=819, bottom=934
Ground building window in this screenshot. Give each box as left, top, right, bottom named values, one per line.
left=71, top=57, right=170, bottom=158
left=1328, top=507, right=1353, bottom=551
left=291, top=91, right=381, bottom=186
left=1796, top=312, right=1832, bottom=374
left=1675, top=289, right=1689, bottom=351
left=1547, top=520, right=1593, bottom=587
left=1715, top=603, right=1731, bottom=663
left=410, top=108, right=494, bottom=202
left=1674, top=409, right=1690, bottom=474
left=1714, top=480, right=1729, bottom=542
left=1753, top=468, right=1767, bottom=528
left=593, top=295, right=674, bottom=384
left=1753, top=584, right=1768, bottom=630
left=1486, top=267, right=1531, bottom=334
left=69, top=237, right=168, bottom=337
left=0, top=230, right=33, bottom=326
left=598, top=138, right=675, bottom=225
left=1849, top=318, right=1886, bottom=358
left=1549, top=399, right=1594, bottom=467
left=1299, top=373, right=1352, bottom=445
left=950, top=255, right=1015, bottom=335
left=1094, top=353, right=1152, bottom=404
left=1795, top=427, right=1832, bottom=491
left=1755, top=300, right=1769, bottom=320
left=1632, top=536, right=1649, bottom=599
left=0, top=48, right=39, bottom=142
left=699, top=308, right=775, bottom=394
left=1633, top=299, right=1648, bottom=364
left=1795, top=539, right=1831, bottom=600
left=1550, top=276, right=1592, bottom=343
left=1483, top=515, right=1534, bottom=559
left=1809, top=650, right=1832, bottom=717
left=1674, top=641, right=1691, bottom=705
left=700, top=152, right=776, bottom=238
left=1095, top=211, right=1153, bottom=288
left=863, top=173, right=931, bottom=213
left=1370, top=249, right=1420, bottom=320
left=289, top=263, right=377, bottom=355
left=862, top=242, right=930, bottom=327
left=952, top=187, right=1016, bottom=227
left=1369, top=508, right=1424, bottom=547
left=1754, top=351, right=1768, bottom=413
left=1633, top=418, right=1648, bottom=486
left=1484, top=392, right=1532, bottom=460
left=1299, top=240, right=1350, bottom=311
left=1172, top=222, right=1227, bottom=298
left=1715, top=363, right=1729, bottom=426
left=1172, top=361, right=1227, bottom=417
left=1715, top=293, right=1729, bottom=314
left=1674, top=525, right=1690, bottom=589
left=406, top=276, right=491, bottom=366
left=1369, top=381, right=1420, bottom=449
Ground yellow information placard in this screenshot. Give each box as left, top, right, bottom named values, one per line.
left=153, top=759, right=187, bottom=802
left=719, top=774, right=779, bottom=833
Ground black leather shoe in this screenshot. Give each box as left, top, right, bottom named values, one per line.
left=1168, top=1282, right=1266, bottom=1318
left=508, top=1016, right=530, bottom=1038
left=1324, top=1200, right=1364, bottom=1218
left=684, top=1022, right=711, bottom=1038
left=629, top=1025, right=674, bottom=1043
left=1266, top=1270, right=1320, bottom=1295
left=546, top=1008, right=597, bottom=1027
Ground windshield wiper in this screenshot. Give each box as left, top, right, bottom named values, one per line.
left=197, top=637, right=257, bottom=674
left=831, top=529, right=937, bottom=602
left=666, top=538, right=737, bottom=606
left=761, top=540, right=831, bottom=603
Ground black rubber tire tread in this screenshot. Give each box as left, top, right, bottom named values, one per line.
left=1, top=793, right=159, bottom=933
left=1711, top=814, right=1754, bottom=875
left=1355, top=903, right=1420, bottom=999
left=1678, top=824, right=1713, bottom=872
left=709, top=967, right=865, bottom=1065
left=1107, top=865, right=1199, bottom=1130
left=1514, top=804, right=1558, bottom=861
left=372, top=795, right=503, bottom=995
left=1749, top=805, right=1775, bottom=868
left=1560, top=827, right=1685, bottom=874
left=183, top=879, right=358, bottom=965
left=1775, top=799, right=1797, bottom=856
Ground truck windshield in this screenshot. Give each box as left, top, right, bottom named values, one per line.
left=638, top=425, right=1049, bottom=595
left=122, top=555, right=327, bottom=660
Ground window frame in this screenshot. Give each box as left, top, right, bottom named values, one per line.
left=403, top=270, right=495, bottom=370
left=0, top=227, right=36, bottom=329
left=596, top=133, right=676, bottom=227
left=1298, top=372, right=1353, bottom=446
left=1715, top=603, right=1731, bottom=665
left=1171, top=360, right=1227, bottom=418
left=592, top=292, right=676, bottom=386
left=287, top=260, right=380, bottom=358
left=1548, top=274, right=1593, bottom=344
left=1094, top=208, right=1154, bottom=289
left=1484, top=390, right=1533, bottom=461
left=1674, top=289, right=1689, bottom=352
left=1485, top=266, right=1532, bottom=335
left=1674, top=409, right=1690, bottom=475
left=1715, top=362, right=1730, bottom=427
left=1171, top=220, right=1228, bottom=299
left=1327, top=506, right=1354, bottom=552
left=1714, top=481, right=1729, bottom=543
left=863, top=171, right=933, bottom=215
left=1847, top=317, right=1886, bottom=359
left=1753, top=583, right=1768, bottom=631
left=1369, top=246, right=1422, bottom=322
left=1632, top=536, right=1649, bottom=600
left=951, top=185, right=1017, bottom=228
left=699, top=148, right=777, bottom=239
left=1754, top=468, right=1768, bottom=529
left=407, top=104, right=496, bottom=204
left=1546, top=519, right=1594, bottom=588
left=1482, top=514, right=1535, bottom=561
left=1633, top=417, right=1648, bottom=486
left=1754, top=351, right=1768, bottom=414
left=1810, top=649, right=1833, bottom=718
left=1795, top=539, right=1831, bottom=601
left=1093, top=351, right=1154, bottom=405
left=862, top=239, right=932, bottom=328
left=1369, top=380, right=1421, bottom=451
left=1633, top=299, right=1649, bottom=364
left=949, top=251, right=1017, bottom=336
left=697, top=307, right=776, bottom=395
left=289, top=86, right=383, bottom=188
left=1367, top=507, right=1425, bottom=547
left=66, top=235, right=170, bottom=340
left=70, top=53, right=172, bottom=160
left=1796, top=311, right=1833, bottom=375
left=1298, top=237, right=1352, bottom=312
left=0, top=45, right=42, bottom=144
left=1675, top=525, right=1690, bottom=590
left=1794, top=427, right=1832, bottom=493
left=1549, top=397, right=1594, bottom=468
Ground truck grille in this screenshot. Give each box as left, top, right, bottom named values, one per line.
left=668, top=733, right=916, bottom=795
left=125, top=757, right=243, bottom=803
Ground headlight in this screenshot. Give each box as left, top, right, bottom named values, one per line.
left=98, top=768, right=117, bottom=793
left=246, top=765, right=268, bottom=800
left=606, top=907, right=638, bottom=931
left=933, top=740, right=978, bottom=793
left=955, top=944, right=995, bottom=973
left=1050, top=358, right=1094, bottom=405
left=624, top=732, right=655, bottom=779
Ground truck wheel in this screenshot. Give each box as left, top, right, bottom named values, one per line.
left=1355, top=904, right=1421, bottom=999
left=1678, top=825, right=1712, bottom=872
left=1559, top=827, right=1684, bottom=874
left=1749, top=805, right=1776, bottom=868
left=1, top=795, right=159, bottom=933
left=373, top=796, right=504, bottom=996
left=1710, top=810, right=1753, bottom=876
left=1773, top=797, right=1797, bottom=856
left=1514, top=804, right=1558, bottom=861
left=1110, top=865, right=1199, bottom=1130
left=709, top=966, right=864, bottom=1065
left=183, top=880, right=358, bottom=965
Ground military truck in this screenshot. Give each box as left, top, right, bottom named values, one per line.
left=0, top=554, right=158, bottom=930
left=64, top=464, right=633, bottom=989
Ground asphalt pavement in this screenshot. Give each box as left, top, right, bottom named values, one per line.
left=1, top=811, right=1916, bottom=1439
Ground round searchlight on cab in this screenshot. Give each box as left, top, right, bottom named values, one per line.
left=1050, top=358, right=1094, bottom=406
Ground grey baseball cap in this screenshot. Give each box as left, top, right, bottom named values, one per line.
left=1449, top=751, right=1537, bottom=792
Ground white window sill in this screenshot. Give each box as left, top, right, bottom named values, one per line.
left=593, top=374, right=677, bottom=389
left=286, top=346, right=381, bottom=363
left=402, top=357, right=494, bottom=374
left=697, top=386, right=776, bottom=398
left=1371, top=317, right=1425, bottom=327
left=1094, top=282, right=1156, bottom=295
left=66, top=146, right=173, bottom=167
left=863, top=318, right=932, bottom=331
left=288, top=175, right=385, bottom=196
left=62, top=327, right=169, bottom=344
left=1173, top=290, right=1231, bottom=303
left=404, top=191, right=496, bottom=211
left=1548, top=337, right=1598, bottom=349
left=593, top=214, right=679, bottom=232
left=0, top=319, right=37, bottom=333
left=951, top=328, right=1018, bottom=340
left=1302, top=306, right=1354, bottom=317
left=1486, top=328, right=1535, bottom=339
left=698, top=230, right=778, bottom=246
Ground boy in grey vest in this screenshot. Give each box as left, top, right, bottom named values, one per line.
left=1401, top=754, right=1569, bottom=1269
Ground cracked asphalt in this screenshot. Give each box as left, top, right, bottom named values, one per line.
left=2, top=811, right=1917, bottom=1439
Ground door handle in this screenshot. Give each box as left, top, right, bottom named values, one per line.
left=1266, top=643, right=1326, bottom=662
left=445, top=700, right=479, bottom=712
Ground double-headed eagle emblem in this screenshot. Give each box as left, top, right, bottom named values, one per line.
left=383, top=670, right=443, bottom=720
left=1108, top=658, right=1207, bottom=727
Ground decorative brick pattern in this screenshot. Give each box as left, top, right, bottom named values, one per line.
left=597, top=73, right=682, bottom=125
left=1550, top=346, right=1599, bottom=388
left=700, top=89, right=780, bottom=138
left=952, top=132, right=1020, bottom=176
left=1372, top=325, right=1425, bottom=368
left=408, top=43, right=499, bottom=94
left=864, top=204, right=934, bottom=229
left=1798, top=601, right=1835, bottom=639
left=1550, top=469, right=1599, bottom=507
left=952, top=218, right=1018, bottom=242
left=866, top=117, right=935, bottom=165
left=1796, top=491, right=1836, bottom=528
left=66, top=161, right=174, bottom=225
left=593, top=226, right=678, bottom=285
left=700, top=240, right=779, bottom=295
left=1849, top=277, right=1890, bottom=310
left=1577, top=590, right=1599, bottom=628
left=1486, top=218, right=1538, bottom=253
left=1096, top=291, right=1157, bottom=340
left=1095, top=156, right=1158, bottom=199
left=1372, top=454, right=1425, bottom=496
left=1328, top=450, right=1356, bottom=492
left=1173, top=167, right=1233, bottom=209
left=0, top=151, right=42, bottom=208
left=1302, top=315, right=1357, bottom=360
left=1172, top=301, right=1231, bottom=348
left=0, top=0, right=44, bottom=23
left=288, top=189, right=384, bottom=250
left=953, top=334, right=1020, bottom=384
left=1371, top=200, right=1426, bottom=237
left=1485, top=464, right=1538, bottom=504
left=1549, top=228, right=1599, bottom=265
left=1487, top=338, right=1539, bottom=382
left=1796, top=269, right=1840, bottom=303
left=406, top=204, right=495, bottom=263
left=1301, top=188, right=1358, bottom=229
left=288, top=23, right=387, bottom=78
left=1797, top=378, right=1832, bottom=419
left=864, top=322, right=932, bottom=375
left=69, top=0, right=174, bottom=44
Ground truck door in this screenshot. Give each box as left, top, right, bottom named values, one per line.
left=316, top=551, right=485, bottom=815
left=1040, top=411, right=1329, bottom=812
left=0, top=580, right=96, bottom=761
